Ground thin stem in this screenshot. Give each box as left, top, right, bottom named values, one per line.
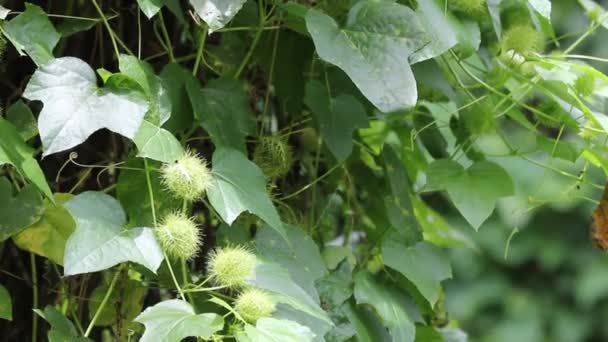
left=234, top=0, right=266, bottom=78
left=143, top=159, right=186, bottom=301
left=193, top=27, right=208, bottom=76
left=90, top=0, right=120, bottom=58
left=30, top=254, right=38, bottom=342
left=84, top=267, right=121, bottom=337
left=158, top=11, right=175, bottom=62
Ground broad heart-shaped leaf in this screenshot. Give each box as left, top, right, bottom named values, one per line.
left=413, top=0, right=458, bottom=64
left=306, top=2, right=429, bottom=112
left=2, top=3, right=60, bottom=66
left=13, top=193, right=75, bottom=265
left=35, top=306, right=92, bottom=342
left=426, top=159, right=514, bottom=229
left=133, top=120, right=183, bottom=163
left=63, top=192, right=164, bottom=276
left=237, top=318, right=316, bottom=342
left=0, top=178, right=44, bottom=242
left=354, top=272, right=416, bottom=342
left=0, top=118, right=52, bottom=199
left=0, top=284, right=12, bottom=320
left=23, top=57, right=149, bottom=157
left=187, top=77, right=255, bottom=152
left=137, top=0, right=165, bottom=18
left=135, top=300, right=224, bottom=342
left=304, top=81, right=369, bottom=162
left=189, top=0, right=247, bottom=33
left=381, top=240, right=451, bottom=306
left=208, top=147, right=286, bottom=241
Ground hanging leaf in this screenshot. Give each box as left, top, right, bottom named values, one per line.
left=0, top=285, right=12, bottom=321
left=426, top=159, right=514, bottom=229
left=6, top=100, right=38, bottom=141
left=135, top=300, right=224, bottom=342
left=208, top=147, right=286, bottom=240
left=0, top=118, right=52, bottom=199
left=13, top=193, right=75, bottom=265
left=34, top=306, right=92, bottom=341
left=237, top=318, right=316, bottom=342
left=133, top=120, right=183, bottom=163
left=63, top=192, right=164, bottom=276
left=137, top=0, right=165, bottom=18
left=2, top=3, right=60, bottom=66
left=304, top=81, right=369, bottom=162
left=381, top=240, right=451, bottom=306
left=189, top=0, right=248, bottom=33
left=186, top=77, right=256, bottom=152
left=0, top=5, right=9, bottom=19
left=0, top=178, right=44, bottom=242
left=23, top=57, right=149, bottom=157
left=354, top=272, right=416, bottom=342
left=306, top=1, right=429, bottom=112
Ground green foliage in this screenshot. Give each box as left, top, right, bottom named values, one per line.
left=0, top=0, right=607, bottom=340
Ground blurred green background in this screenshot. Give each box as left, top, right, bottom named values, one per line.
left=443, top=2, right=608, bottom=341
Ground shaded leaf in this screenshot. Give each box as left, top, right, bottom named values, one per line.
left=23, top=57, right=148, bottom=157
left=304, top=81, right=369, bottom=162
left=135, top=299, right=224, bottom=342
left=382, top=240, right=451, bottom=306
left=2, top=3, right=59, bottom=65
left=0, top=178, right=44, bottom=241
left=306, top=2, right=429, bottom=112
left=13, top=193, right=75, bottom=265
left=160, top=63, right=194, bottom=132
left=6, top=100, right=37, bottom=141
left=237, top=318, right=316, bottom=342
left=208, top=147, right=286, bottom=240
left=63, top=192, right=164, bottom=275
left=0, top=285, right=11, bottom=320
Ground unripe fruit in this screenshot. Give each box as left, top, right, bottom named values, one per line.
left=207, top=245, right=256, bottom=288
left=502, top=25, right=544, bottom=55
left=235, top=288, right=275, bottom=323
left=155, top=212, right=201, bottom=260
left=161, top=151, right=212, bottom=201
left=253, top=136, right=293, bottom=179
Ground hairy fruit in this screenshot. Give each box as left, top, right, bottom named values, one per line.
left=161, top=150, right=212, bottom=201
left=235, top=288, right=275, bottom=323
left=253, top=136, right=293, bottom=179
left=156, top=212, right=201, bottom=260
left=207, top=245, right=256, bottom=288
left=502, top=25, right=544, bottom=55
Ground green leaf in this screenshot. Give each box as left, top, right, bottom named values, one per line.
left=0, top=178, right=44, bottom=241
left=88, top=276, right=146, bottom=332
left=237, top=318, right=316, bottom=342
left=304, top=81, right=369, bottom=162
left=187, top=78, right=255, bottom=152
left=248, top=260, right=332, bottom=325
left=381, top=240, right=451, bottom=306
left=413, top=0, right=458, bottom=63
left=0, top=5, right=9, bottom=19
left=133, top=120, right=183, bottom=163
left=135, top=299, right=224, bottom=342
left=354, top=272, right=415, bottom=342
left=138, top=0, right=165, bottom=18
left=35, top=306, right=91, bottom=341
left=13, top=193, right=75, bottom=265
left=0, top=118, right=52, bottom=199
left=118, top=54, right=171, bottom=126
left=63, top=192, right=164, bottom=276
left=528, top=0, right=551, bottom=19
left=160, top=63, right=194, bottom=133
left=55, top=18, right=98, bottom=37
left=2, top=3, right=60, bottom=66
left=305, top=2, right=428, bottom=112
left=6, top=100, right=38, bottom=141
left=23, top=57, right=149, bottom=157
left=536, top=136, right=581, bottom=162
left=189, top=0, right=248, bottom=32
left=488, top=0, right=503, bottom=38
left=0, top=284, right=12, bottom=320
left=426, top=159, right=514, bottom=229
left=579, top=0, right=608, bottom=29
left=208, top=147, right=286, bottom=240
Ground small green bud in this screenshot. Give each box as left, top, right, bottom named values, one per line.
left=161, top=150, right=212, bottom=201
left=235, top=288, right=275, bottom=323
left=156, top=212, right=202, bottom=260
left=253, top=136, right=293, bottom=179
left=207, top=245, right=257, bottom=288
left=502, top=25, right=544, bottom=55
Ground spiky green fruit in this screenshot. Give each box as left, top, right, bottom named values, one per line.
left=207, top=245, right=256, bottom=288
left=235, top=288, right=275, bottom=323
left=161, top=150, right=212, bottom=201
left=253, top=136, right=293, bottom=179
left=502, top=25, right=544, bottom=55
left=155, top=212, right=202, bottom=260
